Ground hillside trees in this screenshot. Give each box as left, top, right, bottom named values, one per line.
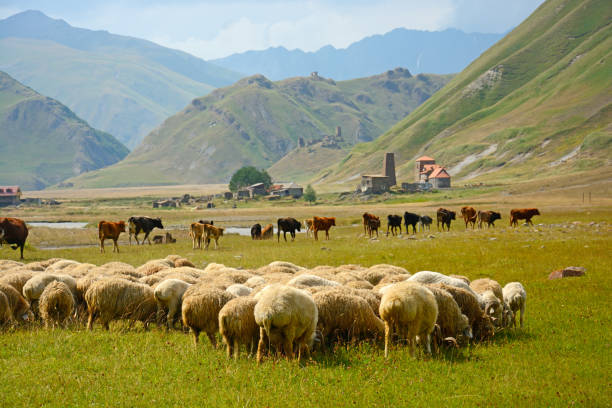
left=229, top=166, right=272, bottom=192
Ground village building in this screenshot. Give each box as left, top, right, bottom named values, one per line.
left=415, top=156, right=451, bottom=188
left=0, top=186, right=21, bottom=207
left=360, top=153, right=396, bottom=194
left=246, top=183, right=267, bottom=198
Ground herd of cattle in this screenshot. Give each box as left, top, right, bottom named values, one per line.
left=0, top=208, right=540, bottom=259
left=0, top=257, right=527, bottom=362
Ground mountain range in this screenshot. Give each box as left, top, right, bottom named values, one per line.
left=212, top=28, right=504, bottom=81
left=0, top=71, right=128, bottom=190
left=0, top=10, right=241, bottom=148
left=64, top=69, right=451, bottom=187
left=318, top=0, right=611, bottom=189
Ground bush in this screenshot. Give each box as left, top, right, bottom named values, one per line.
left=304, top=185, right=316, bottom=203
left=229, top=167, right=272, bottom=192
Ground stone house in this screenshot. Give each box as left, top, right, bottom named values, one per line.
left=0, top=186, right=21, bottom=207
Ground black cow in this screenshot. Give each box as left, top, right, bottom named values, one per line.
left=198, top=220, right=213, bottom=225
left=277, top=217, right=301, bottom=242
left=403, top=212, right=420, bottom=234
left=251, top=223, right=262, bottom=240
left=0, top=217, right=29, bottom=259
left=436, top=208, right=456, bottom=231
left=419, top=215, right=433, bottom=232
left=128, top=216, right=164, bottom=245
left=478, top=211, right=501, bottom=228
left=387, top=215, right=402, bottom=236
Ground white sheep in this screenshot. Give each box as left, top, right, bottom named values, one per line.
left=154, top=279, right=192, bottom=330
left=287, top=274, right=341, bottom=288
left=254, top=284, right=318, bottom=363
left=218, top=297, right=259, bottom=359
left=22, top=273, right=77, bottom=315
left=379, top=281, right=438, bottom=358
left=503, top=282, right=526, bottom=328
left=181, top=286, right=236, bottom=346
left=408, top=271, right=477, bottom=296
left=426, top=285, right=473, bottom=348
left=225, top=284, right=252, bottom=297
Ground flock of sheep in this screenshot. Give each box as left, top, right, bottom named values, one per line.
left=0, top=256, right=526, bottom=362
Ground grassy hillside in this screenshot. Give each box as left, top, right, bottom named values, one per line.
left=318, top=0, right=611, bottom=190
left=0, top=71, right=128, bottom=190
left=0, top=11, right=241, bottom=148
left=66, top=69, right=452, bottom=188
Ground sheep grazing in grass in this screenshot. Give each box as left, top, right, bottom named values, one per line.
left=0, top=270, right=36, bottom=294
left=470, top=278, right=504, bottom=303
left=22, top=273, right=77, bottom=316
left=39, top=281, right=75, bottom=328
left=345, top=280, right=374, bottom=290
left=0, top=291, right=12, bottom=327
left=479, top=291, right=502, bottom=327
left=218, top=297, right=259, bottom=359
left=430, top=283, right=494, bottom=341
left=408, top=271, right=476, bottom=296
left=254, top=284, right=318, bottom=363
left=287, top=274, right=340, bottom=288
left=379, top=281, right=438, bottom=358
left=245, top=276, right=266, bottom=288
left=0, top=282, right=31, bottom=323
left=313, top=290, right=384, bottom=348
left=449, top=275, right=471, bottom=285
left=85, top=278, right=157, bottom=331
left=225, top=284, right=252, bottom=297
left=181, top=286, right=235, bottom=347
left=503, top=282, right=526, bottom=328
left=135, top=260, right=173, bottom=276
left=154, top=279, right=192, bottom=330
left=426, top=286, right=472, bottom=348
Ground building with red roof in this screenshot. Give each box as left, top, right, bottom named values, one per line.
left=0, top=186, right=21, bottom=206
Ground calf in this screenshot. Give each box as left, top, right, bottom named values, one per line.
left=98, top=220, right=126, bottom=253
left=437, top=208, right=456, bottom=231
left=367, top=217, right=381, bottom=238
left=386, top=215, right=402, bottom=236
left=312, top=216, right=336, bottom=240
left=461, top=206, right=477, bottom=229
left=362, top=213, right=378, bottom=236
left=251, top=223, right=262, bottom=240
left=478, top=211, right=501, bottom=228
left=403, top=212, right=420, bottom=234
left=165, top=232, right=176, bottom=243
left=203, top=224, right=224, bottom=250
left=304, top=219, right=313, bottom=237
left=419, top=215, right=433, bottom=232
left=510, top=208, right=540, bottom=227
left=0, top=217, right=28, bottom=259
left=189, top=222, right=206, bottom=249
left=278, top=217, right=301, bottom=242
left=261, top=224, right=274, bottom=240
left=152, top=235, right=164, bottom=244
left=128, top=216, right=164, bottom=245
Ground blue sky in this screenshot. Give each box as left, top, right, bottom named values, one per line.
left=0, top=0, right=546, bottom=59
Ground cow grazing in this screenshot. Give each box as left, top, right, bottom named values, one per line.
left=387, top=215, right=402, bottom=236
left=403, top=212, right=420, bottom=234
left=419, top=215, right=433, bottom=232
left=261, top=224, right=274, bottom=240
left=461, top=206, right=478, bottom=229
left=152, top=235, right=164, bottom=244
left=478, top=211, right=501, bottom=228
left=0, top=217, right=28, bottom=259
left=312, top=216, right=336, bottom=240
left=436, top=208, right=456, bottom=231
left=251, top=223, right=262, bottom=240
left=98, top=221, right=126, bottom=253
left=367, top=217, right=381, bottom=238
left=128, top=216, right=164, bottom=245
left=203, top=224, right=224, bottom=250
left=165, top=232, right=176, bottom=243
left=277, top=218, right=301, bottom=242
left=510, top=208, right=540, bottom=227
left=304, top=219, right=313, bottom=237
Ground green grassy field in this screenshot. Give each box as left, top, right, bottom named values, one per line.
left=0, top=201, right=610, bottom=407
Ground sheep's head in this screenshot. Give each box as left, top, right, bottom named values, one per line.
left=456, top=313, right=473, bottom=345
left=474, top=314, right=495, bottom=341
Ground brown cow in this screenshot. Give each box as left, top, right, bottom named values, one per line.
left=312, top=216, right=336, bottom=240
left=98, top=221, right=126, bottom=253
left=362, top=213, right=378, bottom=236
left=0, top=217, right=28, bottom=259
left=510, top=208, right=540, bottom=227
left=461, top=206, right=477, bottom=229
left=190, top=222, right=206, bottom=249
left=367, top=218, right=380, bottom=238
left=478, top=211, right=501, bottom=228
left=304, top=219, right=313, bottom=238
left=261, top=224, right=274, bottom=240
left=204, top=224, right=224, bottom=249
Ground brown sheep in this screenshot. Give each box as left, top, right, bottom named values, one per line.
left=39, top=281, right=75, bottom=328
left=0, top=282, right=31, bottom=323
left=182, top=286, right=236, bottom=347
left=426, top=286, right=473, bottom=348
left=218, top=297, right=259, bottom=359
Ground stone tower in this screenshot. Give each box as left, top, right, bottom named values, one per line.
left=383, top=152, right=396, bottom=187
